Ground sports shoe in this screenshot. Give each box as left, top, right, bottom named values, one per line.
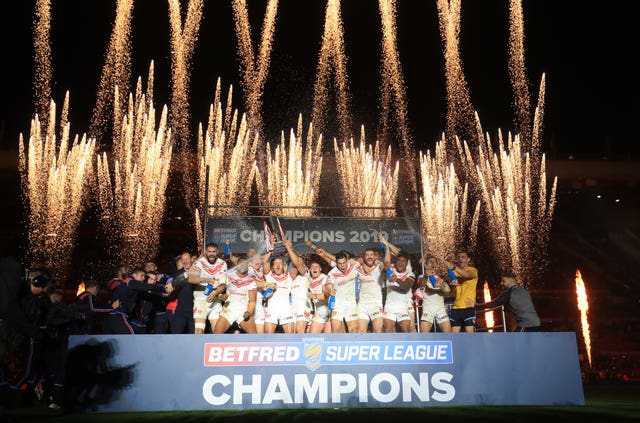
left=48, top=402, right=61, bottom=409
left=34, top=385, right=44, bottom=401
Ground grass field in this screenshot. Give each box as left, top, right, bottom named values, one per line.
left=3, top=383, right=639, bottom=423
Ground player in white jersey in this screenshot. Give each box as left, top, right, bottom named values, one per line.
left=261, top=239, right=307, bottom=334
left=188, top=243, right=228, bottom=334
left=323, top=250, right=360, bottom=333
left=306, top=260, right=330, bottom=333
left=291, top=270, right=312, bottom=333
left=382, top=245, right=415, bottom=333
left=356, top=247, right=386, bottom=333
left=378, top=234, right=413, bottom=273
left=213, top=258, right=258, bottom=333
left=248, top=253, right=266, bottom=333
left=417, top=255, right=452, bottom=333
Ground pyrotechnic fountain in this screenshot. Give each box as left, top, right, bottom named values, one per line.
left=433, top=0, right=556, bottom=287
left=195, top=78, right=259, bottom=248
left=89, top=0, right=133, bottom=145
left=169, top=0, right=204, bottom=218
left=334, top=128, right=399, bottom=218
left=418, top=135, right=480, bottom=265
left=436, top=0, right=478, bottom=150
left=232, top=0, right=278, bottom=148
left=378, top=0, right=416, bottom=207
left=33, top=0, right=52, bottom=125
left=18, top=94, right=96, bottom=281
left=95, top=66, right=173, bottom=267
left=256, top=115, right=323, bottom=217
left=472, top=131, right=557, bottom=288
left=312, top=0, right=352, bottom=143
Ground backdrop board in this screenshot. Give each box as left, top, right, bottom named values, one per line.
left=206, top=216, right=423, bottom=255
left=66, top=332, right=585, bottom=411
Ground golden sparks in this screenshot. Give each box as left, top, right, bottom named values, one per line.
left=196, top=78, right=259, bottom=246
left=436, top=0, right=478, bottom=149
left=32, top=0, right=52, bottom=124
left=255, top=115, right=323, bottom=217
left=312, top=0, right=352, bottom=142
left=508, top=0, right=532, bottom=148
left=89, top=0, right=133, bottom=145
left=168, top=0, right=203, bottom=149
left=377, top=0, right=412, bottom=154
left=418, top=136, right=480, bottom=263
left=232, top=0, right=278, bottom=147
left=473, top=131, right=557, bottom=287
left=168, top=0, right=204, bottom=218
left=378, top=0, right=417, bottom=210
left=334, top=127, right=399, bottom=218
left=96, top=69, right=173, bottom=267
left=18, top=94, right=96, bottom=280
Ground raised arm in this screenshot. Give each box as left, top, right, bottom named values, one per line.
left=284, top=240, right=306, bottom=276
left=378, top=233, right=400, bottom=256
left=314, top=247, right=336, bottom=266
left=262, top=250, right=273, bottom=274
left=442, top=258, right=476, bottom=279
left=223, top=239, right=240, bottom=266
left=381, top=236, right=392, bottom=267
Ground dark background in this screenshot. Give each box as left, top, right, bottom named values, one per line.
left=0, top=1, right=638, bottom=365
left=0, top=0, right=637, bottom=158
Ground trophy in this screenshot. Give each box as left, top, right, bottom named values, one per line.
left=263, top=217, right=287, bottom=256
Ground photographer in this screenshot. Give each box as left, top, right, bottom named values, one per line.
left=0, top=257, right=54, bottom=407
left=41, top=286, right=85, bottom=409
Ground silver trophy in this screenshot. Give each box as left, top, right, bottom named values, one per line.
left=264, top=217, right=287, bottom=256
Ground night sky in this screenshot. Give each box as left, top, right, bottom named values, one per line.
left=1, top=0, right=637, bottom=159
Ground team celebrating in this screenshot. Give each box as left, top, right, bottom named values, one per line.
left=94, top=233, right=480, bottom=335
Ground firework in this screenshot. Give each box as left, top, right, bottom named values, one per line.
left=232, top=0, right=278, bottom=145
left=196, top=79, right=260, bottom=246
left=255, top=115, right=323, bottom=217
left=33, top=0, right=52, bottom=124
left=96, top=70, right=173, bottom=267
left=18, top=94, right=96, bottom=280
left=89, top=0, right=134, bottom=145
left=312, top=0, right=352, bottom=142
left=334, top=128, right=398, bottom=218
left=418, top=136, right=480, bottom=264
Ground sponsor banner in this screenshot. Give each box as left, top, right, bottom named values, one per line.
left=206, top=216, right=423, bottom=254
left=67, top=332, right=584, bottom=411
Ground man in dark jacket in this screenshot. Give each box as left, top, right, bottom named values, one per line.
left=0, top=259, right=54, bottom=407
left=475, top=272, right=542, bottom=332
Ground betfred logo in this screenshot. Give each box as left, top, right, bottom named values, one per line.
left=204, top=343, right=302, bottom=366
left=203, top=340, right=452, bottom=368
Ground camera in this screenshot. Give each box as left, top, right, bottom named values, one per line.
left=25, top=267, right=54, bottom=288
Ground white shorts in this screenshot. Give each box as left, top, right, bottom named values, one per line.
left=264, top=302, right=294, bottom=325
left=292, top=299, right=312, bottom=323
left=294, top=309, right=312, bottom=324
left=312, top=303, right=330, bottom=324
left=357, top=301, right=384, bottom=321
left=420, top=303, right=450, bottom=324
left=193, top=295, right=223, bottom=321
left=384, top=301, right=411, bottom=322
left=331, top=299, right=359, bottom=322
left=220, top=303, right=249, bottom=326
